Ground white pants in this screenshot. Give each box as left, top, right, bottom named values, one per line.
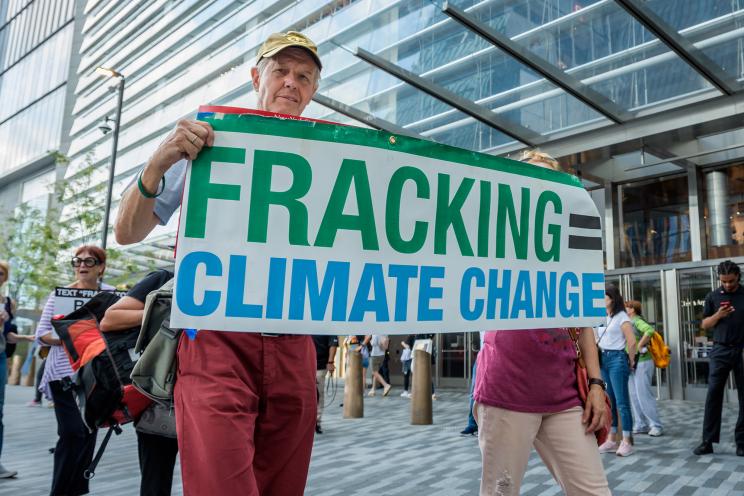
left=628, top=359, right=663, bottom=430
left=477, top=404, right=611, bottom=496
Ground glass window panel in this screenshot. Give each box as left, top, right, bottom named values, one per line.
left=346, top=1, right=606, bottom=137
left=453, top=0, right=715, bottom=112
left=703, top=164, right=744, bottom=259
left=318, top=61, right=516, bottom=151
left=644, top=0, right=744, bottom=88
left=616, top=175, right=691, bottom=268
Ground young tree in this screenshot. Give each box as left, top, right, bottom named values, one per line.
left=0, top=152, right=152, bottom=309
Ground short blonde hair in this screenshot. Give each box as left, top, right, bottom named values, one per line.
left=520, top=149, right=562, bottom=172
left=0, top=261, right=9, bottom=285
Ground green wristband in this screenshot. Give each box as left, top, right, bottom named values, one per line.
left=137, top=169, right=165, bottom=198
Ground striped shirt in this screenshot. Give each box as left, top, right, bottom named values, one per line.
left=35, top=284, right=114, bottom=400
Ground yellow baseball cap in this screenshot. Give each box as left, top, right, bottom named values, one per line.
left=256, top=31, right=322, bottom=70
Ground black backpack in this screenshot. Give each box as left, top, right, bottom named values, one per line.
left=52, top=291, right=151, bottom=478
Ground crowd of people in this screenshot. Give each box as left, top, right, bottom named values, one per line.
left=0, top=29, right=742, bottom=496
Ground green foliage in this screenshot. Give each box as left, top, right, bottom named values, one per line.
left=0, top=152, right=146, bottom=309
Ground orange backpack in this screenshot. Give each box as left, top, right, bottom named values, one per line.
left=648, top=331, right=671, bottom=369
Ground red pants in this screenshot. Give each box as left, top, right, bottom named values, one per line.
left=175, top=331, right=317, bottom=495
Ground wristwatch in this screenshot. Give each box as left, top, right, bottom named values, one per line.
left=588, top=378, right=607, bottom=390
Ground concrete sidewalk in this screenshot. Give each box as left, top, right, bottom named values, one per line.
left=2, top=384, right=744, bottom=495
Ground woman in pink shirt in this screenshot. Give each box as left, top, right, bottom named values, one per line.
left=473, top=151, right=610, bottom=496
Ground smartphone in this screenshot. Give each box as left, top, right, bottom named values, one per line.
left=721, top=299, right=734, bottom=312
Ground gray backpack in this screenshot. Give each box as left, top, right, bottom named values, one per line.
left=130, top=279, right=181, bottom=405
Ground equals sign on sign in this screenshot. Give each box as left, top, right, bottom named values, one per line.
left=567, top=214, right=603, bottom=250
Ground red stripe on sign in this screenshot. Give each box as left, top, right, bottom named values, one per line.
left=196, top=105, right=343, bottom=126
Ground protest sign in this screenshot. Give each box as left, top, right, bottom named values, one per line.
left=53, top=287, right=127, bottom=316
left=171, top=107, right=605, bottom=334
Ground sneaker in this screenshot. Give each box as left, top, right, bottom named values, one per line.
left=632, top=427, right=649, bottom=435
left=693, top=441, right=713, bottom=455
left=648, top=427, right=663, bottom=437
left=47, top=402, right=55, bottom=409
left=26, top=400, right=41, bottom=407
left=431, top=393, right=438, bottom=401
left=367, top=390, right=375, bottom=397
left=383, top=384, right=392, bottom=397
left=0, top=463, right=17, bottom=479
left=598, top=440, right=618, bottom=454
left=616, top=440, right=633, bottom=457
left=460, top=426, right=478, bottom=436
left=315, top=423, right=323, bottom=434
left=400, top=391, right=410, bottom=398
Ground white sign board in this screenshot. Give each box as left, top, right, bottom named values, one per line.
left=170, top=108, right=606, bottom=334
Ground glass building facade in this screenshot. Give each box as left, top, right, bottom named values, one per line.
left=45, top=0, right=744, bottom=397
left=0, top=0, right=77, bottom=175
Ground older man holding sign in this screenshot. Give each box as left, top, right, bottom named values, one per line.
left=115, top=32, right=323, bottom=496
left=117, top=30, right=608, bottom=495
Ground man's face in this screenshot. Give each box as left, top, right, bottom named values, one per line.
left=251, top=49, right=319, bottom=116
left=720, top=273, right=740, bottom=293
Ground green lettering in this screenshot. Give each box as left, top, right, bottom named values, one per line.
left=535, top=191, right=562, bottom=262
left=247, top=150, right=311, bottom=245
left=434, top=174, right=474, bottom=256
left=315, top=159, right=379, bottom=250
left=496, top=185, right=529, bottom=260
left=185, top=146, right=244, bottom=238
left=477, top=181, right=491, bottom=257
left=385, top=166, right=429, bottom=254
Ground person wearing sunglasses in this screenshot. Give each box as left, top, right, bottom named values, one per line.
left=34, top=245, right=113, bottom=496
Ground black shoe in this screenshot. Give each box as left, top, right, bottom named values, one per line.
left=737, top=446, right=744, bottom=457
left=460, top=426, right=478, bottom=436
left=693, top=441, right=713, bottom=455
left=315, top=423, right=323, bottom=434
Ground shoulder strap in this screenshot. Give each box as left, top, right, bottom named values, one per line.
left=566, top=328, right=586, bottom=369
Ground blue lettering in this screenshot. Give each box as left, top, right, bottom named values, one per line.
left=176, top=251, right=222, bottom=316
left=388, top=264, right=418, bottom=321
left=486, top=269, right=511, bottom=319
left=510, top=270, right=534, bottom=319
left=265, top=257, right=286, bottom=319
left=559, top=272, right=580, bottom=317
left=418, top=266, right=445, bottom=321
left=225, top=255, right=262, bottom=318
left=460, top=267, right=485, bottom=321
left=349, top=263, right=390, bottom=322
left=535, top=271, right=557, bottom=319
left=289, top=259, right=350, bottom=321
left=582, top=272, right=606, bottom=317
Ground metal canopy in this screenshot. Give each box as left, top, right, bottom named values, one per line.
left=442, top=2, right=632, bottom=124
left=354, top=47, right=542, bottom=147
left=312, top=93, right=429, bottom=140
left=614, top=0, right=739, bottom=96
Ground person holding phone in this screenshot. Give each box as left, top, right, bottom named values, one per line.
left=695, top=260, right=744, bottom=456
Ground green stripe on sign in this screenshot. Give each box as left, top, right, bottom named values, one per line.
left=200, top=114, right=583, bottom=188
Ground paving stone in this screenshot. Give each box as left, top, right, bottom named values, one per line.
left=4, top=384, right=744, bottom=494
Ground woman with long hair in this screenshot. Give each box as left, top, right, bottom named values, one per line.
left=597, top=285, right=638, bottom=457
left=35, top=245, right=111, bottom=495
left=474, top=151, right=611, bottom=495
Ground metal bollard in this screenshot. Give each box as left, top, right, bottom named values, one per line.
left=343, top=348, right=364, bottom=418
left=411, top=349, right=433, bottom=425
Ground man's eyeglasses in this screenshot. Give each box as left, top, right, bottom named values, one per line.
left=71, top=257, right=101, bottom=268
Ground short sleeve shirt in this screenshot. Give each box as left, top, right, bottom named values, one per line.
left=703, top=285, right=744, bottom=346
left=473, top=329, right=581, bottom=413
left=127, top=269, right=174, bottom=303
left=597, top=311, right=632, bottom=351
left=153, top=160, right=187, bottom=225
